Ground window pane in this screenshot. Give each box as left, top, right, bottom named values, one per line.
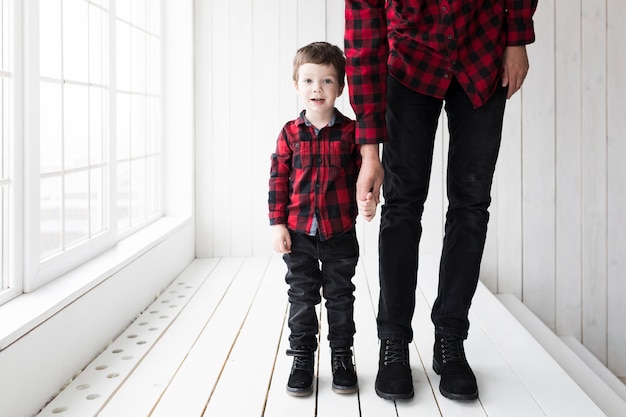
left=90, top=87, right=105, bottom=165
left=40, top=176, right=63, bottom=259
left=63, top=84, right=89, bottom=170
left=90, top=167, right=106, bottom=235
left=117, top=160, right=130, bottom=230
left=116, top=0, right=162, bottom=234
left=63, top=0, right=89, bottom=82
left=64, top=170, right=89, bottom=248
left=89, top=6, right=106, bottom=85
left=40, top=82, right=63, bottom=174
left=39, top=0, right=111, bottom=262
left=40, top=0, right=62, bottom=79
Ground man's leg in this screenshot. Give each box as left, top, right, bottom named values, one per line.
left=375, top=75, right=443, bottom=399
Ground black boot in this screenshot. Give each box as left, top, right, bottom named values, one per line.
left=286, top=347, right=315, bottom=396
left=331, top=347, right=358, bottom=394
left=375, top=339, right=414, bottom=399
left=433, top=334, right=478, bottom=400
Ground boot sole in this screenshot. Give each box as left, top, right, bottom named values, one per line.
left=375, top=386, right=414, bottom=400
left=332, top=383, right=359, bottom=395
left=286, top=385, right=314, bottom=397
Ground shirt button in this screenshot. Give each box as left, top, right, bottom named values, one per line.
left=444, top=74, right=449, bottom=79
left=317, top=157, right=322, bottom=164
left=447, top=34, right=453, bottom=40
left=442, top=6, right=447, bottom=11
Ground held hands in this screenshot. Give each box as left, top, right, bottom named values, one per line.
left=271, top=224, right=292, bottom=254
left=357, top=144, right=383, bottom=222
left=358, top=191, right=378, bottom=222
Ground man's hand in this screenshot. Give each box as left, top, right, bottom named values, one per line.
left=358, top=191, right=378, bottom=222
left=501, top=45, right=529, bottom=99
left=357, top=143, right=384, bottom=205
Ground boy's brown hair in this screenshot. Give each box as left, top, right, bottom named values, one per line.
left=292, top=42, right=346, bottom=87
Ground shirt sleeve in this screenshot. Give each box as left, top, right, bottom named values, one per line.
left=268, top=127, right=291, bottom=226
left=505, top=0, right=538, bottom=45
left=344, top=0, right=388, bottom=145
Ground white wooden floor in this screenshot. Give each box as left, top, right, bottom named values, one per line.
left=35, top=256, right=613, bottom=417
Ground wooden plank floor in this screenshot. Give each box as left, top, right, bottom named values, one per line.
left=35, top=256, right=609, bottom=417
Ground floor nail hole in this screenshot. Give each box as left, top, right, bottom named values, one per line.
left=107, top=373, right=120, bottom=379
left=86, top=394, right=101, bottom=400
left=122, top=356, right=134, bottom=360
left=52, top=406, right=68, bottom=413
left=76, top=384, right=90, bottom=390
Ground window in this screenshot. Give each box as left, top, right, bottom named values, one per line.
left=115, top=0, right=161, bottom=236
left=0, top=0, right=15, bottom=302
left=13, top=0, right=163, bottom=294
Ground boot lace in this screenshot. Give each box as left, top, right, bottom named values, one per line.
left=287, top=348, right=313, bottom=371
left=439, top=336, right=466, bottom=364
left=332, top=347, right=354, bottom=371
left=382, top=339, right=408, bottom=366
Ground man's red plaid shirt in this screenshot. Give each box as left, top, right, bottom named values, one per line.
left=268, top=109, right=360, bottom=241
left=345, top=0, right=538, bottom=144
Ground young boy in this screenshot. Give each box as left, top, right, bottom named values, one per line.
left=268, top=42, right=374, bottom=396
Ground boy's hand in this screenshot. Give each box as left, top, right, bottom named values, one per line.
left=271, top=224, right=292, bottom=253
left=358, top=191, right=378, bottom=222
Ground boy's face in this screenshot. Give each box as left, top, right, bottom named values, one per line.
left=294, top=63, right=343, bottom=118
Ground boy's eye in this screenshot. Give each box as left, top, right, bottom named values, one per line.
left=323, top=79, right=334, bottom=84
left=302, top=79, right=312, bottom=84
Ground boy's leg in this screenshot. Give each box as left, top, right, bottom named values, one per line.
left=284, top=231, right=323, bottom=350
left=283, top=231, right=322, bottom=396
left=319, top=229, right=359, bottom=394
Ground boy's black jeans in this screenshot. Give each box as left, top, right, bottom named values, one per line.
left=377, top=76, right=507, bottom=342
left=283, top=228, right=359, bottom=350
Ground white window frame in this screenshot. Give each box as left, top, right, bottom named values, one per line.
left=23, top=0, right=164, bottom=292
left=0, top=0, right=23, bottom=304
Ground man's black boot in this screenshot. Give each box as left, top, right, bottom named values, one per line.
left=433, top=334, right=478, bottom=400
left=375, top=339, right=414, bottom=399
left=286, top=347, right=315, bottom=396
left=331, top=347, right=358, bottom=394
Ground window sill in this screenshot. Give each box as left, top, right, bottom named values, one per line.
left=0, top=215, right=191, bottom=351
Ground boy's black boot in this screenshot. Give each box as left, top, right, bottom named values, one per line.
left=286, top=347, right=315, bottom=396
left=375, top=339, right=414, bottom=399
left=331, top=347, right=358, bottom=394
left=433, top=334, right=478, bottom=400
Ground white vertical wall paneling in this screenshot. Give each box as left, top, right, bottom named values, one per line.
left=495, top=93, right=523, bottom=297
left=521, top=0, right=557, bottom=329
left=251, top=0, right=281, bottom=256
left=581, top=0, right=608, bottom=363
left=194, top=0, right=214, bottom=257
left=606, top=0, right=626, bottom=375
left=554, top=0, right=583, bottom=340
left=210, top=0, right=232, bottom=256
left=229, top=0, right=254, bottom=256
left=297, top=0, right=325, bottom=47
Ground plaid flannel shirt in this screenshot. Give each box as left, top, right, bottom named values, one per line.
left=345, top=0, right=538, bottom=144
left=268, top=109, right=360, bottom=241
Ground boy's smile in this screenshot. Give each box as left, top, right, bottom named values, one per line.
left=295, top=63, right=344, bottom=129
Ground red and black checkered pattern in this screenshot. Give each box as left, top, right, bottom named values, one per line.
left=345, top=0, right=537, bottom=144
left=269, top=109, right=360, bottom=241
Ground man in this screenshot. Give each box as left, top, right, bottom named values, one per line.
left=345, top=0, right=538, bottom=400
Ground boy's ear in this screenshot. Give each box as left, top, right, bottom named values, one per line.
left=337, top=84, right=345, bottom=97
left=293, top=79, right=299, bottom=92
